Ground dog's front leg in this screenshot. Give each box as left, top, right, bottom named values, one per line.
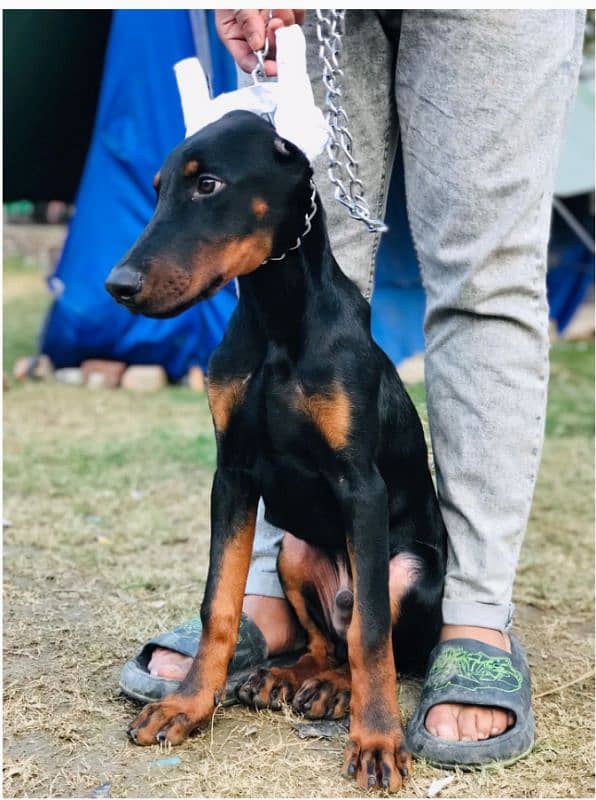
left=340, top=466, right=412, bottom=792
left=128, top=469, right=257, bottom=746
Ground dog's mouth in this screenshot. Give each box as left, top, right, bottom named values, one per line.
left=111, top=272, right=227, bottom=319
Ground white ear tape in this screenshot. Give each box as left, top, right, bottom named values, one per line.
left=174, top=58, right=214, bottom=135
left=173, top=26, right=329, bottom=162
left=273, top=26, right=329, bottom=162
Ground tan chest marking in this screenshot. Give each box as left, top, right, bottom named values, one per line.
left=294, top=384, right=351, bottom=450
left=208, top=377, right=249, bottom=434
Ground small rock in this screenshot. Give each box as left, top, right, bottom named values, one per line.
left=54, top=367, right=84, bottom=386
left=149, top=755, right=182, bottom=768
left=29, top=354, right=54, bottom=380
left=397, top=352, right=425, bottom=385
left=87, top=782, right=112, bottom=798
left=186, top=365, right=206, bottom=392
left=426, top=775, right=455, bottom=797
left=121, top=365, right=168, bottom=392
left=561, top=298, right=595, bottom=342
left=292, top=720, right=348, bottom=739
left=81, top=359, right=127, bottom=389
left=13, top=354, right=54, bottom=381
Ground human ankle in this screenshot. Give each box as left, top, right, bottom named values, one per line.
left=440, top=624, right=510, bottom=651
left=242, top=595, right=302, bottom=656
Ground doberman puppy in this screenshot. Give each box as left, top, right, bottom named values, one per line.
left=106, top=109, right=447, bottom=792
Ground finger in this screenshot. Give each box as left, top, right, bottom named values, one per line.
left=266, top=16, right=285, bottom=51
left=263, top=60, right=279, bottom=78
left=236, top=9, right=267, bottom=52
left=237, top=50, right=260, bottom=74
left=268, top=9, right=299, bottom=27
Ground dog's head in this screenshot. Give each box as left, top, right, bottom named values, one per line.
left=105, top=110, right=312, bottom=318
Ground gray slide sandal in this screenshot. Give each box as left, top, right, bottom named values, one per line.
left=406, top=634, right=534, bottom=769
left=120, top=613, right=300, bottom=706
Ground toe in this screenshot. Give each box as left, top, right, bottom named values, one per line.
left=425, top=703, right=460, bottom=740
left=148, top=649, right=193, bottom=681
left=491, top=708, right=510, bottom=737
left=292, top=681, right=320, bottom=713
left=457, top=706, right=481, bottom=741
left=330, top=690, right=350, bottom=719
left=155, top=713, right=193, bottom=745
left=474, top=707, right=493, bottom=740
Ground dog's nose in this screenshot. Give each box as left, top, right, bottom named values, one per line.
left=105, top=265, right=144, bottom=301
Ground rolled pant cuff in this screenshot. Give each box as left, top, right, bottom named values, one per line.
left=442, top=599, right=514, bottom=632
left=245, top=562, right=285, bottom=599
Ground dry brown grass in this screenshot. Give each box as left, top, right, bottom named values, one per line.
left=3, top=266, right=594, bottom=798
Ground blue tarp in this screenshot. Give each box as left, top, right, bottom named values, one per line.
left=41, top=10, right=237, bottom=381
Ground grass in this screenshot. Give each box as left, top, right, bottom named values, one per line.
left=3, top=257, right=48, bottom=371
left=3, top=257, right=595, bottom=797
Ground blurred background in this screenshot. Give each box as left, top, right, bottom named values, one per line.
left=4, top=9, right=594, bottom=388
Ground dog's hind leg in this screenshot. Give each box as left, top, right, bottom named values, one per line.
left=235, top=533, right=349, bottom=711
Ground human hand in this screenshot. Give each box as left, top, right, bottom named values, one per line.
left=215, top=9, right=305, bottom=76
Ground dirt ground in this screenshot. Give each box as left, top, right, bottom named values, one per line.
left=3, top=260, right=595, bottom=798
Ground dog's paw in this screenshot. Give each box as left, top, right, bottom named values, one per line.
left=343, top=727, right=411, bottom=792
left=292, top=673, right=350, bottom=720
left=235, top=666, right=296, bottom=710
left=127, top=693, right=215, bottom=746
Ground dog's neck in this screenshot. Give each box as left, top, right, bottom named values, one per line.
left=237, top=193, right=341, bottom=355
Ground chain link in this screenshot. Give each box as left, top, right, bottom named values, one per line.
left=316, top=9, right=387, bottom=233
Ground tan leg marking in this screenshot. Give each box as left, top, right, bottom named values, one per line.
left=195, top=514, right=257, bottom=692
left=344, top=545, right=411, bottom=791
left=129, top=512, right=256, bottom=746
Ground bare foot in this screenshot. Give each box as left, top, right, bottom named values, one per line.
left=424, top=625, right=515, bottom=741
left=147, top=595, right=302, bottom=680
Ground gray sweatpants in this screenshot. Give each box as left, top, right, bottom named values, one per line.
left=245, top=10, right=585, bottom=631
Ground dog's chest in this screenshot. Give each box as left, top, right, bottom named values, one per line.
left=259, top=347, right=348, bottom=456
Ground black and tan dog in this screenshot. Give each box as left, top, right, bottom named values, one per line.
left=106, top=110, right=447, bottom=792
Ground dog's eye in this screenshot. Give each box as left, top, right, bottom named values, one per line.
left=193, top=175, right=224, bottom=199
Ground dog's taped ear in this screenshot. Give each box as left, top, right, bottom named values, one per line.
left=273, top=136, right=298, bottom=159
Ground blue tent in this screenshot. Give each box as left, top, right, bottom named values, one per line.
left=41, top=10, right=237, bottom=381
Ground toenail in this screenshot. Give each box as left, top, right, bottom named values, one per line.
left=127, top=727, right=138, bottom=742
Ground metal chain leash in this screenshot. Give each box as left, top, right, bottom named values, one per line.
left=316, top=9, right=387, bottom=233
